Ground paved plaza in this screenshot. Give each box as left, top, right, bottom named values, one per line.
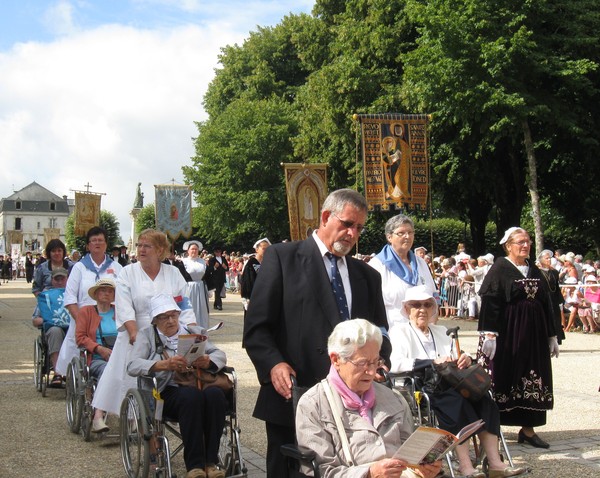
left=1, top=279, right=599, bottom=477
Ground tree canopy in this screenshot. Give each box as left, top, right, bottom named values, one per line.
left=183, top=0, right=600, bottom=254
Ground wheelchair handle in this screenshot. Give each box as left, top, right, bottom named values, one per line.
left=446, top=326, right=461, bottom=359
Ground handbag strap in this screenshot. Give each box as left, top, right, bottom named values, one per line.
left=321, top=379, right=354, bottom=466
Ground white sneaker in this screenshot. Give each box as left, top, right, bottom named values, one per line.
left=92, top=416, right=109, bottom=433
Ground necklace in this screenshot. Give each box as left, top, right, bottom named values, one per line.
left=539, top=268, right=557, bottom=293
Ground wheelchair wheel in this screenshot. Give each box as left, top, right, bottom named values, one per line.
left=65, top=359, right=83, bottom=433
left=120, top=389, right=151, bottom=478
left=33, top=337, right=43, bottom=392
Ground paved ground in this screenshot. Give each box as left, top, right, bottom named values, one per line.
left=1, top=279, right=599, bottom=477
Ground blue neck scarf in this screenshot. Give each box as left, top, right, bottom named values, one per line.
left=375, top=244, right=420, bottom=286
left=79, top=253, right=114, bottom=281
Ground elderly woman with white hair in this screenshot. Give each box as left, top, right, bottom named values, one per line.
left=296, top=319, right=442, bottom=478
left=537, top=249, right=566, bottom=342
left=390, top=286, right=526, bottom=478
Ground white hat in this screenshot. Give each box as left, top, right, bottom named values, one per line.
left=414, top=246, right=427, bottom=253
left=499, top=227, right=521, bottom=245
left=183, top=240, right=203, bottom=251
left=150, top=294, right=181, bottom=321
left=564, top=277, right=578, bottom=285
left=484, top=253, right=494, bottom=264
left=584, top=275, right=597, bottom=283
left=87, top=278, right=116, bottom=300
left=455, top=252, right=471, bottom=262
left=582, top=264, right=595, bottom=273
left=400, top=286, right=438, bottom=321
left=253, top=237, right=271, bottom=250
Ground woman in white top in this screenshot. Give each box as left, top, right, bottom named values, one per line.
left=369, top=214, right=437, bottom=328
left=92, top=229, right=197, bottom=415
left=55, top=226, right=122, bottom=376
left=181, top=240, right=210, bottom=330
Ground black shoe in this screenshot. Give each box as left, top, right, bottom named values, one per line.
left=518, top=429, right=549, bottom=448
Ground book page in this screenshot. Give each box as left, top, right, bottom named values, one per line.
left=392, top=426, right=456, bottom=465
left=177, top=334, right=207, bottom=365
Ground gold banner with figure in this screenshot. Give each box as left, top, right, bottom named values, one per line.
left=154, top=184, right=192, bottom=240
left=43, top=228, right=60, bottom=246
left=74, top=192, right=102, bottom=235
left=283, top=164, right=328, bottom=241
left=355, top=114, right=429, bottom=210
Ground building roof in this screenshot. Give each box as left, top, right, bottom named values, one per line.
left=0, top=181, right=69, bottom=214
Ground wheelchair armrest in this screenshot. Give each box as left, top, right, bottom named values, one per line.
left=280, top=444, right=317, bottom=462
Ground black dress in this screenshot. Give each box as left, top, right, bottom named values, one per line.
left=478, top=257, right=555, bottom=427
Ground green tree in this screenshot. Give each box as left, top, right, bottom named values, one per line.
left=135, top=204, right=156, bottom=233
left=64, top=210, right=121, bottom=254
left=401, top=0, right=599, bottom=253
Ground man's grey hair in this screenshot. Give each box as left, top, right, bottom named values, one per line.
left=321, top=189, right=367, bottom=216
left=384, top=214, right=414, bottom=236
left=327, top=319, right=382, bottom=359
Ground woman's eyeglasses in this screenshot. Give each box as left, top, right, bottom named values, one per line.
left=407, top=301, right=435, bottom=309
left=346, top=357, right=385, bottom=370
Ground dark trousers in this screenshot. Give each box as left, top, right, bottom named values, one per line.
left=162, top=385, right=226, bottom=470
left=265, top=421, right=295, bottom=478
left=214, top=283, right=224, bottom=308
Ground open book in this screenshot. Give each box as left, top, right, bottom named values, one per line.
left=177, top=334, right=207, bottom=365
left=392, top=419, right=484, bottom=466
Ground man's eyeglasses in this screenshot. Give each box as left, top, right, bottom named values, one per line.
left=406, top=301, right=435, bottom=309
left=346, top=357, right=385, bottom=370
left=333, top=213, right=365, bottom=235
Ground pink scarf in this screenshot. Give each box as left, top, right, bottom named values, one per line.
left=327, top=365, right=376, bottom=425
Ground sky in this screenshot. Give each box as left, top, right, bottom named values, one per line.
left=0, top=0, right=314, bottom=243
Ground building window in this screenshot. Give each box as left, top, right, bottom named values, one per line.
left=50, top=202, right=56, bottom=211
left=16, top=201, right=22, bottom=210
left=49, top=218, right=57, bottom=228
left=37, top=222, right=41, bottom=230
left=15, top=218, right=22, bottom=230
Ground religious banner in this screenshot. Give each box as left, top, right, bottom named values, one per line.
left=7, top=231, right=23, bottom=250
left=155, top=184, right=192, bottom=240
left=283, top=163, right=328, bottom=241
left=43, top=228, right=60, bottom=246
left=355, top=113, right=429, bottom=210
left=74, top=192, right=102, bottom=235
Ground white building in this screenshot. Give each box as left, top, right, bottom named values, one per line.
left=0, top=182, right=72, bottom=254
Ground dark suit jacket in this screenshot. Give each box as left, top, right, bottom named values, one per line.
left=206, top=255, right=229, bottom=290
left=243, top=235, right=389, bottom=427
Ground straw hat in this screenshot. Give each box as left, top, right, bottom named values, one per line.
left=87, top=278, right=116, bottom=300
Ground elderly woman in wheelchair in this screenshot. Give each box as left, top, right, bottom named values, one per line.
left=389, top=286, right=526, bottom=478
left=295, top=318, right=442, bottom=478
left=75, top=278, right=118, bottom=433
left=128, top=294, right=227, bottom=478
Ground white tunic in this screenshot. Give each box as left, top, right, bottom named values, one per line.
left=369, top=255, right=438, bottom=329
left=55, top=258, right=122, bottom=375
left=182, top=257, right=210, bottom=329
left=92, top=262, right=196, bottom=415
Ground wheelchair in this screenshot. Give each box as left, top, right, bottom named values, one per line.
left=65, top=349, right=112, bottom=441
left=119, top=366, right=247, bottom=478
left=33, top=326, right=51, bottom=397
left=388, top=371, right=519, bottom=478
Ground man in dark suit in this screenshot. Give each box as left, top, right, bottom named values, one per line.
left=243, top=189, right=390, bottom=478
left=206, top=246, right=229, bottom=310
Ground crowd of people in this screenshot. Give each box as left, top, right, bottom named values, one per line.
left=21, top=188, right=600, bottom=478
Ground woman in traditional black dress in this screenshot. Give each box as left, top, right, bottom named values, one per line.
left=478, top=227, right=557, bottom=449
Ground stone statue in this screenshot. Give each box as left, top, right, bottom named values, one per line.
left=133, top=182, right=144, bottom=209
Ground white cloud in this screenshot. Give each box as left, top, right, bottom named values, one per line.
left=43, top=0, right=78, bottom=37
left=0, top=21, right=245, bottom=239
